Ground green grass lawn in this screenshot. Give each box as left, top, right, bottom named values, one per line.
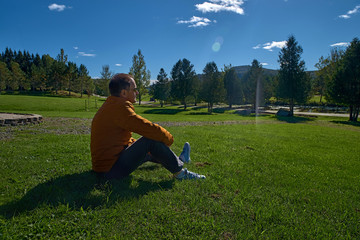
left=1, top=95, right=360, bottom=239
left=308, top=95, right=326, bottom=104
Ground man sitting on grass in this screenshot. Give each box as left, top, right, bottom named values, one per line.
left=91, top=73, right=205, bottom=180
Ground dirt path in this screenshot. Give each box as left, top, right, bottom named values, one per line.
left=263, top=110, right=349, bottom=118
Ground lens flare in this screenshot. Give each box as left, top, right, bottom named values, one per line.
left=212, top=42, right=221, bottom=52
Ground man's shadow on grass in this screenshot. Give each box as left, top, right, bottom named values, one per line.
left=0, top=168, right=174, bottom=219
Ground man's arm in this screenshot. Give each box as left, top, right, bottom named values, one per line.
left=119, top=102, right=174, bottom=146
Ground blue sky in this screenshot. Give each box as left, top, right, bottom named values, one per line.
left=1, top=0, right=359, bottom=79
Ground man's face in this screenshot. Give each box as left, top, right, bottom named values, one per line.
left=124, top=78, right=138, bottom=103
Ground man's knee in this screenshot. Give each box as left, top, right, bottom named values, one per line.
left=140, top=137, right=165, bottom=147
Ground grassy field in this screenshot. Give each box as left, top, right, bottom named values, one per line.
left=1, top=95, right=360, bottom=239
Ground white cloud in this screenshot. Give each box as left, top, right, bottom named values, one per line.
left=339, top=14, right=350, bottom=19
left=262, top=41, right=287, bottom=51
left=338, top=5, right=360, bottom=19
left=177, top=16, right=216, bottom=27
left=253, top=41, right=287, bottom=51
left=330, top=42, right=350, bottom=47
left=115, top=64, right=122, bottom=67
left=260, top=62, right=269, bottom=66
left=196, top=0, right=245, bottom=15
left=73, top=46, right=79, bottom=50
left=348, top=5, right=360, bottom=14
left=78, top=52, right=96, bottom=57
left=48, top=3, right=67, bottom=12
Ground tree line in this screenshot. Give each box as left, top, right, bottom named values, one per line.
left=149, top=35, right=360, bottom=122
left=151, top=58, right=276, bottom=113
left=0, top=48, right=93, bottom=97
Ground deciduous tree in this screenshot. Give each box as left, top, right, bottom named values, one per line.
left=328, top=38, right=360, bottom=121
left=315, top=49, right=344, bottom=103
left=0, top=61, right=11, bottom=91
left=129, top=49, right=150, bottom=105
left=10, top=61, right=27, bottom=91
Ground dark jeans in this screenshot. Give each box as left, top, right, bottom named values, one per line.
left=104, top=137, right=184, bottom=179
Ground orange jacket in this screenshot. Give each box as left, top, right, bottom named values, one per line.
left=90, top=96, right=174, bottom=172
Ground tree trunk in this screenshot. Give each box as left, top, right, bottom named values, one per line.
left=289, top=98, right=294, bottom=116
left=160, top=100, right=163, bottom=108
left=208, top=102, right=213, bottom=113
left=350, top=105, right=359, bottom=122
left=184, top=98, right=187, bottom=110
left=349, top=105, right=354, bottom=121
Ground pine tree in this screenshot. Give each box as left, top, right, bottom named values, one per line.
left=66, top=62, right=78, bottom=96
left=243, top=59, right=265, bottom=112
left=153, top=68, right=170, bottom=107
left=277, top=35, right=310, bottom=116
left=78, top=64, right=90, bottom=97
left=170, top=59, right=196, bottom=110
left=51, top=49, right=68, bottom=94
left=223, top=65, right=243, bottom=108
left=100, top=65, right=113, bottom=96
left=201, top=62, right=225, bottom=113
left=41, top=54, right=55, bottom=91
left=4, top=48, right=14, bottom=68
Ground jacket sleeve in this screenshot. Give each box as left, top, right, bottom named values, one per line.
left=117, top=101, right=174, bottom=146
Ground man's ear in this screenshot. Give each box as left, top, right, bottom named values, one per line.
left=120, top=89, right=127, bottom=98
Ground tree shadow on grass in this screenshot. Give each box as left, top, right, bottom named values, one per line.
left=273, top=115, right=316, bottom=123
left=191, top=106, right=207, bottom=111
left=0, top=170, right=174, bottom=218
left=331, top=120, right=360, bottom=127
left=143, top=108, right=186, bottom=115
left=188, top=112, right=212, bottom=115
left=213, top=107, right=230, bottom=114
left=187, top=107, right=230, bottom=115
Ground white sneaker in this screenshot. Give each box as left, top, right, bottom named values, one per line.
left=179, top=142, right=191, bottom=163
left=175, top=168, right=206, bottom=180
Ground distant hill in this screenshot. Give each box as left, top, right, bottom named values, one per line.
left=232, top=65, right=316, bottom=79
left=232, top=65, right=278, bottom=78
left=196, top=65, right=317, bottom=80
